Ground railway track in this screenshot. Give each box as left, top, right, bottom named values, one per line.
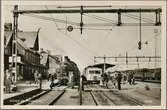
left=16, top=84, right=144, bottom=105
left=17, top=86, right=68, bottom=105
left=83, top=84, right=143, bottom=106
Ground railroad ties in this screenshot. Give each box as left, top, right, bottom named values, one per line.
left=83, top=84, right=143, bottom=106
left=15, top=84, right=158, bottom=106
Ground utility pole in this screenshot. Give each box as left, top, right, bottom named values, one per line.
left=94, top=55, right=161, bottom=68
left=138, top=8, right=142, bottom=50
left=12, top=5, right=19, bottom=84
left=80, top=6, right=83, bottom=34
left=94, top=56, right=96, bottom=64
left=126, top=52, right=128, bottom=68
left=103, top=55, right=106, bottom=73
left=154, top=28, right=158, bottom=68
left=136, top=56, right=140, bottom=68
left=14, top=7, right=161, bottom=34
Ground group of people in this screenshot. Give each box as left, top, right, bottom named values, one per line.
left=127, top=72, right=135, bottom=85
left=101, top=72, right=109, bottom=88
left=48, top=73, right=58, bottom=89
left=34, top=70, right=42, bottom=88
left=4, top=69, right=16, bottom=93
left=80, top=71, right=123, bottom=91
left=108, top=71, right=123, bottom=90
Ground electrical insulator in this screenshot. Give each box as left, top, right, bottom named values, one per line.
left=138, top=41, right=141, bottom=50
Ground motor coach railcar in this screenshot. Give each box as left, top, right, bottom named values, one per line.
left=85, top=67, right=102, bottom=84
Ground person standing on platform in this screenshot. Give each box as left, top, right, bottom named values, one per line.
left=116, top=71, right=122, bottom=90
left=37, top=71, right=42, bottom=89
left=128, top=72, right=133, bottom=85
left=34, top=70, right=38, bottom=84
left=102, top=72, right=109, bottom=88
left=81, top=75, right=87, bottom=91
left=131, top=72, right=135, bottom=85
left=113, top=73, right=118, bottom=88
left=5, top=69, right=12, bottom=93
left=50, top=75, right=54, bottom=89
left=71, top=73, right=75, bottom=89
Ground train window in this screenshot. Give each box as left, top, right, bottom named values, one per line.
left=89, top=70, right=95, bottom=74
left=95, top=70, right=100, bottom=74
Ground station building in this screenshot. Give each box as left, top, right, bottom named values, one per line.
left=40, top=48, right=63, bottom=79
left=4, top=23, right=46, bottom=80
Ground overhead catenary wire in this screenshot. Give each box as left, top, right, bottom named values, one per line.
left=22, top=13, right=158, bottom=27
left=23, top=13, right=115, bottom=30
left=55, top=5, right=113, bottom=9
left=44, top=6, right=100, bottom=57
left=83, top=13, right=117, bottom=24
left=22, top=13, right=80, bottom=26
left=125, top=28, right=161, bottom=54
left=122, top=13, right=155, bottom=24
left=127, top=13, right=155, bottom=22
left=57, top=27, right=112, bottom=30
left=22, top=6, right=160, bottom=55
left=84, top=23, right=156, bottom=27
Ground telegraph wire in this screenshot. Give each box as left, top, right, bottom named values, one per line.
left=22, top=14, right=157, bottom=27
left=57, top=27, right=112, bottom=30
left=127, top=13, right=155, bottom=23
left=22, top=14, right=79, bottom=26
left=122, top=13, right=155, bottom=24
left=44, top=6, right=100, bottom=57
left=83, top=13, right=116, bottom=24
left=55, top=5, right=113, bottom=9
left=21, top=12, right=101, bottom=56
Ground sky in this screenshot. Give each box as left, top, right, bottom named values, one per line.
left=3, top=5, right=162, bottom=71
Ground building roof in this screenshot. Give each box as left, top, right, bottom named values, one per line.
left=17, top=31, right=38, bottom=48
left=4, top=31, right=38, bottom=48
left=4, top=31, right=13, bottom=48
left=49, top=55, right=62, bottom=64
left=86, top=63, right=115, bottom=70
left=17, top=38, right=29, bottom=50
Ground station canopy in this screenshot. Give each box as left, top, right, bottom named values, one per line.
left=86, top=63, right=115, bottom=70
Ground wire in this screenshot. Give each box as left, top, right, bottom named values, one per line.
left=122, top=13, right=155, bottom=24
left=23, top=14, right=80, bottom=26
left=58, top=27, right=112, bottom=30
left=84, top=23, right=155, bottom=27
left=83, top=13, right=116, bottom=24
left=83, top=13, right=116, bottom=23
left=56, top=5, right=113, bottom=8
left=127, top=13, right=155, bottom=23
left=23, top=14, right=157, bottom=27
left=44, top=6, right=100, bottom=57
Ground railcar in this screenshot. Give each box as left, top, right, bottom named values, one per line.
left=132, top=68, right=161, bottom=81
left=85, top=67, right=102, bottom=84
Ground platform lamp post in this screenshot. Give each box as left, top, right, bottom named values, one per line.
left=12, top=5, right=19, bottom=84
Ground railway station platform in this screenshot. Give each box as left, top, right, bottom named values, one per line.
left=4, top=80, right=51, bottom=100
left=107, top=81, right=161, bottom=105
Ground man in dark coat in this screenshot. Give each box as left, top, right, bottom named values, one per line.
left=116, top=71, right=122, bottom=90
left=81, top=75, right=87, bottom=91
left=101, top=72, right=109, bottom=88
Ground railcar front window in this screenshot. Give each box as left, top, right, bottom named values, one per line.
left=95, top=70, right=100, bottom=74
left=89, top=70, right=95, bottom=74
